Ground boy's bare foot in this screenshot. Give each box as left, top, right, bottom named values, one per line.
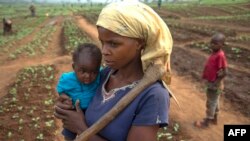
left=211, top=115, right=218, bottom=125
left=194, top=118, right=211, bottom=128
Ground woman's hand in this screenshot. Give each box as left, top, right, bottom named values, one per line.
left=54, top=95, right=87, bottom=134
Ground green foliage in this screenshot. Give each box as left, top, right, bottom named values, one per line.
left=231, top=47, right=242, bottom=54
left=7, top=24, right=56, bottom=60
left=0, top=16, right=46, bottom=53
left=157, top=122, right=185, bottom=141
left=63, top=17, right=92, bottom=54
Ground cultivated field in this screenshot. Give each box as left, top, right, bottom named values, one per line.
left=0, top=1, right=249, bottom=141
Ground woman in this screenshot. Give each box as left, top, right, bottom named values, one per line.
left=54, top=1, right=173, bottom=141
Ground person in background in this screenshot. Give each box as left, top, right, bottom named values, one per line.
left=29, top=4, right=36, bottom=17
left=54, top=1, right=173, bottom=141
left=194, top=33, right=228, bottom=128
left=158, top=0, right=162, bottom=9
left=57, top=43, right=102, bottom=141
left=3, top=18, right=12, bottom=35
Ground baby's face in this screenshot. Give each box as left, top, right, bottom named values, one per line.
left=74, top=58, right=99, bottom=84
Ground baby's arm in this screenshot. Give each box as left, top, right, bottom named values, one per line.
left=57, top=74, right=72, bottom=105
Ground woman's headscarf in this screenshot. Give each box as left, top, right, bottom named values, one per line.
left=96, top=1, right=173, bottom=84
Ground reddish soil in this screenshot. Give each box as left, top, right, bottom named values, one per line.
left=0, top=3, right=249, bottom=141
left=0, top=65, right=58, bottom=141
left=155, top=3, right=250, bottom=140
left=0, top=16, right=68, bottom=141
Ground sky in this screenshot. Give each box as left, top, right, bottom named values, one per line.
left=56, top=0, right=148, bottom=3
left=0, top=0, right=157, bottom=4
left=0, top=0, right=122, bottom=3
left=29, top=0, right=139, bottom=3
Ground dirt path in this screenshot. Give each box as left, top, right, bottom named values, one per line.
left=75, top=15, right=99, bottom=44
left=170, top=73, right=250, bottom=141
left=75, top=16, right=250, bottom=141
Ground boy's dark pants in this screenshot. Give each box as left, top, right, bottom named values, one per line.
left=205, top=82, right=223, bottom=120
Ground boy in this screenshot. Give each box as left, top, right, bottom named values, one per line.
left=194, top=33, right=228, bottom=128
left=57, top=43, right=102, bottom=140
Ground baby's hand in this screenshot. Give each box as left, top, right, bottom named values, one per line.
left=62, top=99, right=72, bottom=105
left=61, top=93, right=73, bottom=106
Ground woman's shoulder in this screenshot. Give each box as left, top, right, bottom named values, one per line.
left=133, top=81, right=170, bottom=126
left=146, top=81, right=168, bottom=93
left=138, top=81, right=170, bottom=100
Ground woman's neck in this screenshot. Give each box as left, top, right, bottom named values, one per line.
left=112, top=59, right=143, bottom=84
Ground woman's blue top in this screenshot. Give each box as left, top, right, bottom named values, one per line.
left=85, top=68, right=170, bottom=141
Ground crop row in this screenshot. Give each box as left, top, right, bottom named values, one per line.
left=187, top=42, right=250, bottom=68
left=62, top=17, right=92, bottom=54
left=166, top=20, right=236, bottom=37
left=8, top=24, right=56, bottom=60
left=80, top=10, right=100, bottom=25
left=0, top=65, right=57, bottom=141
left=0, top=16, right=47, bottom=49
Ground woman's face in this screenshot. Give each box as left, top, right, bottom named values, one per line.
left=98, top=27, right=142, bottom=69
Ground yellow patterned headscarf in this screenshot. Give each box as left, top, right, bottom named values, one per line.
left=96, top=1, right=173, bottom=84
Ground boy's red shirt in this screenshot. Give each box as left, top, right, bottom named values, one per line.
left=202, top=49, right=227, bottom=82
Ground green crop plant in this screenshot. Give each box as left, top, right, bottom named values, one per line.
left=231, top=47, right=242, bottom=54
left=63, top=17, right=93, bottom=54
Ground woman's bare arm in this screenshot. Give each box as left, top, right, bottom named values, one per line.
left=127, top=125, right=159, bottom=141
